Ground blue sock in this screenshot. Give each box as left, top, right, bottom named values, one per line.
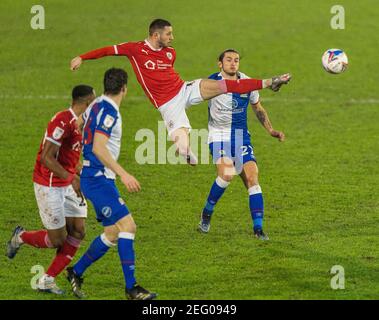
left=203, top=177, right=230, bottom=215
left=73, top=234, right=113, bottom=277
left=248, top=185, right=264, bottom=231
left=118, top=232, right=136, bottom=290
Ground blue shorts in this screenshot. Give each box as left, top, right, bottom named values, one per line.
left=209, top=141, right=256, bottom=171
left=80, top=175, right=129, bottom=227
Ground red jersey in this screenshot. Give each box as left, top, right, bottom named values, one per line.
left=33, top=108, right=82, bottom=187
left=80, top=40, right=185, bottom=108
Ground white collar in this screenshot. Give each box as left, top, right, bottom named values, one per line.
left=69, top=107, right=78, bottom=120
left=144, top=39, right=163, bottom=51
left=101, top=95, right=119, bottom=111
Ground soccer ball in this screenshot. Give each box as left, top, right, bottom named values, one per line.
left=322, top=49, right=348, bottom=74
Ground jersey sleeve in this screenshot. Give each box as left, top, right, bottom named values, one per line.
left=113, top=42, right=135, bottom=57
left=249, top=90, right=260, bottom=105
left=95, top=107, right=118, bottom=137
left=80, top=46, right=115, bottom=60
left=45, top=114, right=69, bottom=146
left=80, top=42, right=134, bottom=60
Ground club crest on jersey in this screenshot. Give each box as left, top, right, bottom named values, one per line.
left=166, top=52, right=173, bottom=60
left=103, top=115, right=115, bottom=128
left=102, top=206, right=112, bottom=218
left=52, top=127, right=64, bottom=140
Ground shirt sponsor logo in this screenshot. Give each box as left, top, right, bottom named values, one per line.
left=217, top=99, right=244, bottom=114
left=103, top=115, right=115, bottom=128
left=144, top=60, right=156, bottom=70
left=52, top=127, right=64, bottom=140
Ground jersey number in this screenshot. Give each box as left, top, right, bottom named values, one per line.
left=241, top=145, right=253, bottom=156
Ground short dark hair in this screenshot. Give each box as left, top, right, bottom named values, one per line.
left=103, top=68, right=128, bottom=95
left=149, top=19, right=171, bottom=35
left=218, top=49, right=240, bottom=62
left=72, top=84, right=94, bottom=102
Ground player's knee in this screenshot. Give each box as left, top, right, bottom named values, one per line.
left=51, top=235, right=66, bottom=248
left=120, top=221, right=137, bottom=234
left=246, top=175, right=259, bottom=188
left=220, top=174, right=234, bottom=182
left=115, top=214, right=137, bottom=234
left=72, top=228, right=86, bottom=241
left=219, top=169, right=235, bottom=182
left=67, top=223, right=86, bottom=240
left=103, top=231, right=118, bottom=244
left=75, top=223, right=86, bottom=239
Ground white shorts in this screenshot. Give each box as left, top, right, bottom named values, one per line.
left=158, top=79, right=204, bottom=137
left=33, top=183, right=87, bottom=230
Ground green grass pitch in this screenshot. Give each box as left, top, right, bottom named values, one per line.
left=0, top=0, right=378, bottom=299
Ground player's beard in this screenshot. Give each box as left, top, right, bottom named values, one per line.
left=223, top=69, right=237, bottom=77
left=222, top=68, right=238, bottom=77
left=158, top=39, right=170, bottom=48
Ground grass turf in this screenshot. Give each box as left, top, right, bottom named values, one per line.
left=0, top=0, right=378, bottom=299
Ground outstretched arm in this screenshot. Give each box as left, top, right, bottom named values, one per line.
left=251, top=101, right=285, bottom=142
left=71, top=43, right=132, bottom=71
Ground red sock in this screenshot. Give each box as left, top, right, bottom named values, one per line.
left=46, top=236, right=81, bottom=278
left=219, top=79, right=263, bottom=94
left=20, top=230, right=53, bottom=248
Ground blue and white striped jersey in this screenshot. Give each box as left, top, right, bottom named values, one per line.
left=208, top=71, right=260, bottom=144
left=81, top=95, right=122, bottom=180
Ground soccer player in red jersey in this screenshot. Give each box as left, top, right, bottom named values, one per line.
left=6, top=85, right=96, bottom=295
left=70, top=19, right=291, bottom=165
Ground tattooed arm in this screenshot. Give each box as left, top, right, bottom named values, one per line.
left=251, top=101, right=285, bottom=142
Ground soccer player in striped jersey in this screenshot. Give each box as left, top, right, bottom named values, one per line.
left=66, top=68, right=156, bottom=300
left=198, top=49, right=286, bottom=240
left=70, top=19, right=291, bottom=166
